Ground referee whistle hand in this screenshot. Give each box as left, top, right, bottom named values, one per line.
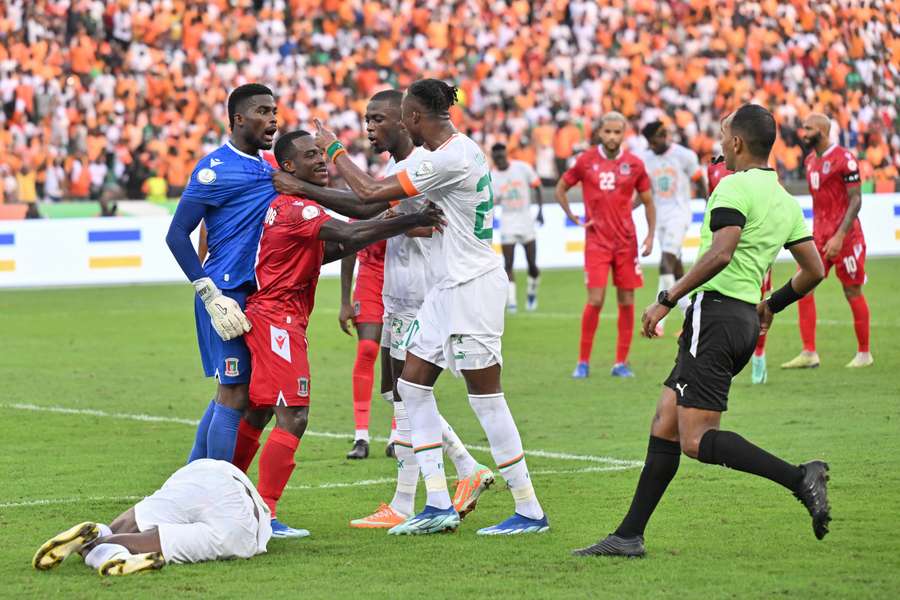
left=756, top=301, right=774, bottom=336
left=641, top=302, right=669, bottom=338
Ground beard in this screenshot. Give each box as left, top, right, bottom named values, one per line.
left=800, top=132, right=821, bottom=153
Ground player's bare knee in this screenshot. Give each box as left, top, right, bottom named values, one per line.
left=217, top=383, right=249, bottom=410
left=680, top=435, right=702, bottom=459
left=275, top=406, right=309, bottom=438
left=843, top=284, right=862, bottom=300
left=243, top=407, right=272, bottom=430
left=108, top=507, right=139, bottom=534
left=617, top=289, right=635, bottom=306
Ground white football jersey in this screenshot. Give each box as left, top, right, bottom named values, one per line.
left=401, top=133, right=503, bottom=289
left=491, top=160, right=540, bottom=235
left=640, top=143, right=700, bottom=218
left=382, top=146, right=432, bottom=312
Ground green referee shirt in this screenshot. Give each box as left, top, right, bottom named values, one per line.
left=697, top=168, right=811, bottom=304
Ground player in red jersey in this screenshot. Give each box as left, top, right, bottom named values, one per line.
left=556, top=112, right=655, bottom=379
left=230, top=130, right=444, bottom=538
left=783, top=113, right=871, bottom=369
left=339, top=238, right=392, bottom=459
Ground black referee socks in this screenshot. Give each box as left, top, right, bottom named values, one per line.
left=615, top=436, right=681, bottom=538
left=698, top=429, right=804, bottom=491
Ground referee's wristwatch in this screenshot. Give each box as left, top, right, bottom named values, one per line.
left=657, top=290, right=677, bottom=309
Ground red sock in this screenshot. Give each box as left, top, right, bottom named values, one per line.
left=847, top=294, right=870, bottom=353
left=352, top=339, right=379, bottom=432
left=579, top=304, right=601, bottom=362
left=797, top=293, right=817, bottom=352
left=257, top=428, right=300, bottom=518
left=232, top=419, right=264, bottom=473
left=615, top=304, right=634, bottom=364
left=754, top=331, right=767, bottom=357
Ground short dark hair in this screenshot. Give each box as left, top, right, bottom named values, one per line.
left=370, top=89, right=403, bottom=106
left=407, top=79, right=458, bottom=115
left=730, top=104, right=776, bottom=158
left=227, top=83, right=274, bottom=129
left=273, top=130, right=310, bottom=168
left=491, top=143, right=507, bottom=153
left=641, top=120, right=664, bottom=140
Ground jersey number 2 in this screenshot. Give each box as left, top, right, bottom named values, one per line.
left=475, top=174, right=494, bottom=240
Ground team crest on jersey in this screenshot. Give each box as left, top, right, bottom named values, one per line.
left=265, top=206, right=277, bottom=226
left=847, top=159, right=857, bottom=171
left=619, top=163, right=631, bottom=176
left=197, top=168, right=216, bottom=185
left=224, top=357, right=240, bottom=377
left=302, top=205, right=320, bottom=220
left=822, top=161, right=831, bottom=174
left=270, top=324, right=291, bottom=362
left=415, top=161, right=434, bottom=177
left=297, top=377, right=309, bottom=398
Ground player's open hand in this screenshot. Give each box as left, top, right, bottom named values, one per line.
left=338, top=302, right=354, bottom=336
left=756, top=300, right=775, bottom=336
left=641, top=234, right=654, bottom=257
left=313, top=118, right=338, bottom=152
left=641, top=302, right=670, bottom=338
left=822, top=233, right=844, bottom=261
left=272, top=170, right=304, bottom=196
left=415, top=201, right=447, bottom=233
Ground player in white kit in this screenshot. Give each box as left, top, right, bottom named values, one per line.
left=491, top=143, right=544, bottom=312
left=314, top=79, right=548, bottom=536
left=32, top=459, right=272, bottom=576
left=640, top=121, right=706, bottom=334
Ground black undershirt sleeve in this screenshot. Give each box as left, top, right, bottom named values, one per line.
left=709, top=207, right=746, bottom=231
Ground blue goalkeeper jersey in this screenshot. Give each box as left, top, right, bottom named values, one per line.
left=181, top=142, right=278, bottom=290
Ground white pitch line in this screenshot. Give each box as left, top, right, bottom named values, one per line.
left=1, top=403, right=641, bottom=467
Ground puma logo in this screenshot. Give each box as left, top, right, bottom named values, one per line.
left=675, top=383, right=688, bottom=397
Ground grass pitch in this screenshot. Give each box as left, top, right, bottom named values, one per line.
left=1, top=259, right=899, bottom=599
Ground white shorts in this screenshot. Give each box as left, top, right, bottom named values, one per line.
left=500, top=229, right=536, bottom=246
left=656, top=213, right=690, bottom=257
left=134, top=459, right=272, bottom=564
left=405, top=267, right=505, bottom=377
left=383, top=310, right=419, bottom=361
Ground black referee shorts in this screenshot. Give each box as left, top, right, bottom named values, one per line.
left=664, top=291, right=759, bottom=412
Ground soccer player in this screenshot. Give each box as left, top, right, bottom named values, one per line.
left=229, top=130, right=445, bottom=538
left=165, top=83, right=279, bottom=463
left=491, top=143, right=544, bottom=312
left=782, top=112, right=871, bottom=369
left=313, top=79, right=549, bottom=535
left=32, top=459, right=271, bottom=576
left=640, top=121, right=705, bottom=334
left=574, top=105, right=830, bottom=558
left=556, top=112, right=655, bottom=379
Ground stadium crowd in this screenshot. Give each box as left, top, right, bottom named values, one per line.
left=0, top=0, right=897, bottom=204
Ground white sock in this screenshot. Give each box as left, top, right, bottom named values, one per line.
left=389, top=400, right=418, bottom=516
left=98, top=523, right=112, bottom=538
left=440, top=415, right=478, bottom=479
left=527, top=275, right=539, bottom=296
left=507, top=281, right=517, bottom=306
left=658, top=274, right=676, bottom=328
left=354, top=429, right=369, bottom=443
left=468, top=393, right=543, bottom=520
left=397, top=378, right=450, bottom=509
left=84, top=543, right=129, bottom=569
left=383, top=391, right=398, bottom=442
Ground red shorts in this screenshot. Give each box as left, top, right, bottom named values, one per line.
left=584, top=238, right=643, bottom=290
left=819, top=237, right=866, bottom=287
left=353, top=264, right=385, bottom=324
left=245, top=310, right=311, bottom=408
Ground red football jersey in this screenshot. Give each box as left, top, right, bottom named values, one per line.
left=707, top=159, right=733, bottom=196
left=562, top=147, right=650, bottom=246
left=357, top=239, right=386, bottom=271
left=247, top=194, right=332, bottom=327
left=805, top=145, right=863, bottom=243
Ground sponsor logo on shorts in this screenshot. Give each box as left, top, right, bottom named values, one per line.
left=270, top=324, right=291, bottom=363
left=224, top=357, right=240, bottom=377
left=298, top=377, right=309, bottom=398
left=675, top=383, right=687, bottom=397
left=197, top=168, right=216, bottom=185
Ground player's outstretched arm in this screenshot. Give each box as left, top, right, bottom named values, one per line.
left=314, top=120, right=408, bottom=203
left=320, top=202, right=446, bottom=263
left=272, top=171, right=390, bottom=219
left=758, top=240, right=825, bottom=334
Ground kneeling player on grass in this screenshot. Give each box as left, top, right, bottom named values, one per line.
left=574, top=105, right=831, bottom=558
left=33, top=459, right=271, bottom=576
left=228, top=130, right=445, bottom=539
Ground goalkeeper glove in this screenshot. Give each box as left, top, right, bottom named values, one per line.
left=192, top=277, right=252, bottom=341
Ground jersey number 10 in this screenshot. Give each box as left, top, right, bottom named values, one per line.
left=475, top=173, right=494, bottom=240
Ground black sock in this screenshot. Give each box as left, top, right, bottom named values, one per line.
left=698, top=429, right=803, bottom=491
left=615, top=436, right=681, bottom=538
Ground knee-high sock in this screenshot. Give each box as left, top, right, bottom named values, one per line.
left=188, top=399, right=216, bottom=463
left=232, top=419, right=264, bottom=472
left=257, top=427, right=300, bottom=518
left=698, top=429, right=803, bottom=491
left=847, top=294, right=870, bottom=353
left=657, top=274, right=676, bottom=328
left=396, top=378, right=450, bottom=509
left=389, top=399, right=419, bottom=516
left=579, top=304, right=601, bottom=363
left=468, top=393, right=543, bottom=519
left=382, top=391, right=397, bottom=441
left=798, top=293, right=817, bottom=352
left=84, top=543, right=130, bottom=569
left=352, top=339, right=379, bottom=440
left=615, top=304, right=635, bottom=364
left=440, top=415, right=478, bottom=479
left=615, top=436, right=680, bottom=538
left=754, top=331, right=767, bottom=357
left=206, top=403, right=241, bottom=461
left=507, top=281, right=517, bottom=306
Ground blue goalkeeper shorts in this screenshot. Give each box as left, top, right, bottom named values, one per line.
left=194, top=283, right=254, bottom=385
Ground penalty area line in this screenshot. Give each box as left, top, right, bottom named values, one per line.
left=1, top=402, right=642, bottom=468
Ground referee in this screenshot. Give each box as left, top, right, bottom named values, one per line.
left=575, top=104, right=830, bottom=558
